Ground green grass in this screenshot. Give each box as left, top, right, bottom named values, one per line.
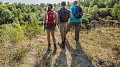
left=0, top=23, right=44, bottom=44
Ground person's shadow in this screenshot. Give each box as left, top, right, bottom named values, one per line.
left=66, top=40, right=94, bottom=67
left=34, top=49, right=56, bottom=67
left=54, top=44, right=68, bottom=67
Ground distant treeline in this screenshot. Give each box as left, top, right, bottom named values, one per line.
left=0, top=0, right=120, bottom=25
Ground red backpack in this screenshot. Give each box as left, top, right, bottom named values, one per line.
left=47, top=10, right=56, bottom=26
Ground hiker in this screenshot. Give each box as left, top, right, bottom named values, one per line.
left=66, top=1, right=83, bottom=42
left=43, top=4, right=58, bottom=51
left=57, top=1, right=71, bottom=49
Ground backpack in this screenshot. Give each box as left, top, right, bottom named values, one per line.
left=47, top=10, right=56, bottom=26
left=59, top=8, right=70, bottom=22
left=74, top=6, right=83, bottom=18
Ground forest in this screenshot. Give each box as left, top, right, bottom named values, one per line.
left=0, top=0, right=120, bottom=67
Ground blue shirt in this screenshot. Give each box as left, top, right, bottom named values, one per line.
left=70, top=5, right=82, bottom=23
left=58, top=7, right=70, bottom=24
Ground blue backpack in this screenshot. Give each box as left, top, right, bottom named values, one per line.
left=59, top=8, right=70, bottom=22
left=74, top=6, right=83, bottom=18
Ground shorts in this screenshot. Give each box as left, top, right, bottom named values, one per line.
left=45, top=25, right=55, bottom=31
left=58, top=22, right=67, bottom=32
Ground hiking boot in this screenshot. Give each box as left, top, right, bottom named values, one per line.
left=54, top=44, right=57, bottom=51
left=47, top=43, right=51, bottom=51
left=74, top=38, right=79, bottom=42
left=64, top=38, right=66, bottom=42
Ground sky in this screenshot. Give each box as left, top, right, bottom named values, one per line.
left=0, top=0, right=77, bottom=4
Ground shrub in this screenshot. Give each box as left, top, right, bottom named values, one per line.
left=0, top=23, right=26, bottom=43
left=112, top=3, right=120, bottom=21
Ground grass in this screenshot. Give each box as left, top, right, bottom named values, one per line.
left=0, top=45, right=30, bottom=67
left=80, top=27, right=120, bottom=66
left=0, top=25, right=120, bottom=67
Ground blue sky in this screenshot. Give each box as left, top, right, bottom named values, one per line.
left=0, top=0, right=76, bottom=4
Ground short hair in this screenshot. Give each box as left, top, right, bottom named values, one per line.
left=74, top=1, right=77, bottom=4
left=61, top=1, right=66, bottom=6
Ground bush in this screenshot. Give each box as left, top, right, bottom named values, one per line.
left=0, top=23, right=26, bottom=43
left=82, top=18, right=89, bottom=23
left=107, top=16, right=112, bottom=20
left=0, top=22, right=43, bottom=44
left=112, top=3, right=120, bottom=21
left=24, top=22, right=43, bottom=40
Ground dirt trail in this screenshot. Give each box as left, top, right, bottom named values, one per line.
left=19, top=32, right=94, bottom=67
left=3, top=28, right=120, bottom=67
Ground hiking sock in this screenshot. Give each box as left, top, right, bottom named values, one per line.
left=54, top=44, right=57, bottom=51
left=62, top=41, right=65, bottom=49
left=64, top=38, right=66, bottom=42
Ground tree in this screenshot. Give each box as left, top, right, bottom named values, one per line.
left=88, top=5, right=99, bottom=19
left=0, top=1, right=3, bottom=4
left=104, top=0, right=119, bottom=8
left=84, top=0, right=91, bottom=7
left=0, top=9, right=14, bottom=24
left=112, top=3, right=120, bottom=21
left=8, top=4, right=16, bottom=11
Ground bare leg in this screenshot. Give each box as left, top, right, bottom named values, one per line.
left=66, top=22, right=73, bottom=36
left=60, top=26, right=63, bottom=42
left=51, top=31, right=56, bottom=44
left=51, top=30, right=57, bottom=50
left=46, top=29, right=51, bottom=49
left=59, top=23, right=67, bottom=49
left=63, top=23, right=67, bottom=42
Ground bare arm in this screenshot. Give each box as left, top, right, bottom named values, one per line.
left=69, top=14, right=72, bottom=20
left=55, top=12, right=58, bottom=24
left=43, top=13, right=47, bottom=24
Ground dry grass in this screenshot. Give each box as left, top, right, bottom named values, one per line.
left=80, top=27, right=120, bottom=67
left=0, top=27, right=120, bottom=67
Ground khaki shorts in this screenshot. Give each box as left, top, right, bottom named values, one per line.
left=58, top=22, right=68, bottom=32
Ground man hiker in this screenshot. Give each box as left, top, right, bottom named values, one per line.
left=66, top=1, right=83, bottom=42
left=58, top=1, right=71, bottom=49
